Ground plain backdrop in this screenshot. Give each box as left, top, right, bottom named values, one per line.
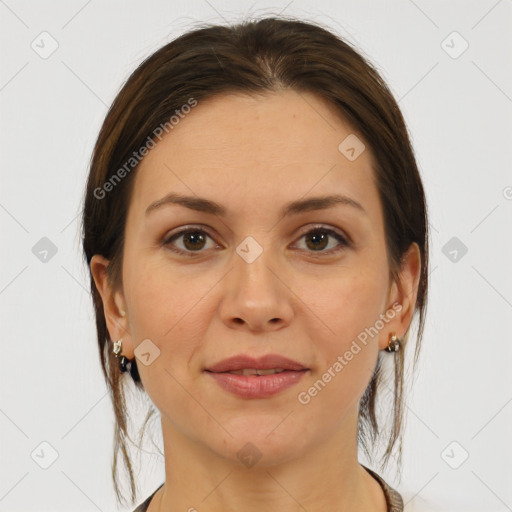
left=1, top=1, right=511, bottom=511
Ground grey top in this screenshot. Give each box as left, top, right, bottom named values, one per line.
left=132, top=464, right=403, bottom=512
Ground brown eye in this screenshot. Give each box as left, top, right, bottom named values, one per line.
left=295, top=227, right=350, bottom=255
left=181, top=231, right=207, bottom=251
left=163, top=225, right=350, bottom=258
left=304, top=230, right=329, bottom=251
left=163, top=228, right=217, bottom=256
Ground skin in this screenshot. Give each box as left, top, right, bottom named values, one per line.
left=91, top=89, right=421, bottom=512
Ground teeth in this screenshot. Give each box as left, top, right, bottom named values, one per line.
left=227, top=368, right=286, bottom=376
left=257, top=368, right=285, bottom=375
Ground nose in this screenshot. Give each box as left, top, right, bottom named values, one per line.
left=218, top=241, right=294, bottom=333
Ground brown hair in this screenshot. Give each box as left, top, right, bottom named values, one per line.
left=81, top=15, right=429, bottom=507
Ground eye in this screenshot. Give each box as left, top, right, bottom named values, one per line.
left=163, top=226, right=218, bottom=257
left=293, top=225, right=350, bottom=256
left=162, top=224, right=351, bottom=258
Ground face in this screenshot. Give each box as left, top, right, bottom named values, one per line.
left=93, top=89, right=417, bottom=467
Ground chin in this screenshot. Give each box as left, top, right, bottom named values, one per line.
left=212, top=435, right=305, bottom=469
left=200, top=416, right=313, bottom=467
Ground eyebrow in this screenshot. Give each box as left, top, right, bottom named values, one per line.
left=145, top=192, right=367, bottom=218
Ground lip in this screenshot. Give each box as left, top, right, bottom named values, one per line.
left=204, top=354, right=308, bottom=373
left=206, top=370, right=309, bottom=399
left=204, top=354, right=309, bottom=399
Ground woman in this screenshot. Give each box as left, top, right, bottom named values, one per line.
left=82, top=15, right=428, bottom=512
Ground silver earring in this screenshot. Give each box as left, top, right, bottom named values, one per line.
left=113, top=339, right=129, bottom=372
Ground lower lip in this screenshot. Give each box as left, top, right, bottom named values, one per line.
left=205, top=370, right=308, bottom=398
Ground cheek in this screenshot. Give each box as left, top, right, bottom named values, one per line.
left=125, top=258, right=222, bottom=372
left=126, top=256, right=203, bottom=332
left=303, top=271, right=384, bottom=400
left=314, top=270, right=386, bottom=345
left=124, top=264, right=211, bottom=413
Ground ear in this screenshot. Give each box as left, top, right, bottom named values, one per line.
left=379, top=242, right=422, bottom=350
left=90, top=254, right=135, bottom=359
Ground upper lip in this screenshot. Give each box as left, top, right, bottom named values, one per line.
left=205, top=354, right=308, bottom=373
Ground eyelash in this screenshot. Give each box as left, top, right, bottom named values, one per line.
left=162, top=224, right=351, bottom=258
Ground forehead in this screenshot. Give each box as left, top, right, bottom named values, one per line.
left=128, top=89, right=380, bottom=223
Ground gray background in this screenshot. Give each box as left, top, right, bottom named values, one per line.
left=1, top=0, right=511, bottom=511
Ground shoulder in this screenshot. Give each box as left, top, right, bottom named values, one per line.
left=400, top=488, right=446, bottom=511
left=361, top=465, right=403, bottom=512
left=131, top=483, right=163, bottom=512
left=362, top=465, right=446, bottom=512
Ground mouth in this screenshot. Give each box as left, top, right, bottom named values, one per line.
left=211, top=368, right=288, bottom=376
left=204, top=353, right=309, bottom=373
left=204, top=354, right=309, bottom=399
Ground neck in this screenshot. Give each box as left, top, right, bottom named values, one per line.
left=149, top=407, right=387, bottom=512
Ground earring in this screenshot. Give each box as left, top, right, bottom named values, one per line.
left=113, top=338, right=129, bottom=372
left=385, top=333, right=401, bottom=352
